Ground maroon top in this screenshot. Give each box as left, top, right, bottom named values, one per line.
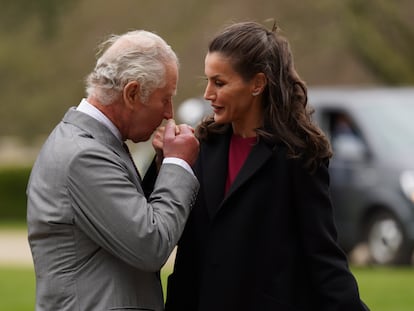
left=225, top=134, right=257, bottom=193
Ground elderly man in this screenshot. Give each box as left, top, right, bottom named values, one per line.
left=26, top=30, right=199, bottom=311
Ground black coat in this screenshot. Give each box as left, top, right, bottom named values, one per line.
left=165, top=130, right=369, bottom=311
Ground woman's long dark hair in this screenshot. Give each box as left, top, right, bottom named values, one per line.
left=197, top=21, right=332, bottom=172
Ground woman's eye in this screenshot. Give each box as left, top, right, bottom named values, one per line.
left=214, top=80, right=224, bottom=87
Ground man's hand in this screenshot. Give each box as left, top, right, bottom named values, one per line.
left=152, top=126, right=165, bottom=170
left=162, top=119, right=199, bottom=166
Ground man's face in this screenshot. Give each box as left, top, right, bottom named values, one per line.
left=127, top=62, right=178, bottom=143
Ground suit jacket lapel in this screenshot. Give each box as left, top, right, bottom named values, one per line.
left=62, top=108, right=143, bottom=189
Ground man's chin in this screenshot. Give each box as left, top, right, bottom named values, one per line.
left=130, top=135, right=149, bottom=143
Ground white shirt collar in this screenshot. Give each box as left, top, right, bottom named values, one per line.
left=77, top=98, right=123, bottom=142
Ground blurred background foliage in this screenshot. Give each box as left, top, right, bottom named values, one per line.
left=0, top=0, right=413, bottom=145
left=0, top=167, right=30, bottom=220
left=345, top=0, right=414, bottom=84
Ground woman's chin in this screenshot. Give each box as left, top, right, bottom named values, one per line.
left=213, top=114, right=227, bottom=124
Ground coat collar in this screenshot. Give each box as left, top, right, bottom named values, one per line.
left=200, top=130, right=274, bottom=219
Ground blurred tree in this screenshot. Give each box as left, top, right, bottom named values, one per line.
left=0, top=0, right=79, bottom=39
left=0, top=0, right=81, bottom=144
left=343, top=0, right=414, bottom=84
left=0, top=0, right=413, bottom=147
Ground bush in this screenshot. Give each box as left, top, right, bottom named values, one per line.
left=0, top=166, right=32, bottom=221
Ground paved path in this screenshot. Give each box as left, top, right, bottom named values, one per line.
left=0, top=229, right=32, bottom=266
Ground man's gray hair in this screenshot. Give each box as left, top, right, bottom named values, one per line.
left=85, top=30, right=178, bottom=105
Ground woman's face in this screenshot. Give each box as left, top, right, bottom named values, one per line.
left=204, top=52, right=262, bottom=132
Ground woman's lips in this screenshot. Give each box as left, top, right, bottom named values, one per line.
left=212, top=105, right=223, bottom=113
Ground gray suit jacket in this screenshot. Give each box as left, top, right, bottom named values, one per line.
left=27, top=107, right=199, bottom=311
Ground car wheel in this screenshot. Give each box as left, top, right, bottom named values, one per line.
left=366, top=211, right=412, bottom=265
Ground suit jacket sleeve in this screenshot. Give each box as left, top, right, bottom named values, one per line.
left=67, top=146, right=199, bottom=271
left=141, top=156, right=158, bottom=199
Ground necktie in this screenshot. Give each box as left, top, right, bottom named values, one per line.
left=123, top=143, right=142, bottom=181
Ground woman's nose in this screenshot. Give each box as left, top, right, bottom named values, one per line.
left=204, top=83, right=215, bottom=101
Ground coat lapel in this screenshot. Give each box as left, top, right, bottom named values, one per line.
left=201, top=131, right=274, bottom=219
left=223, top=140, right=273, bottom=205
left=201, top=133, right=231, bottom=219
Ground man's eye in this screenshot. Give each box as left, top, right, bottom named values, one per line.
left=214, top=80, right=224, bottom=87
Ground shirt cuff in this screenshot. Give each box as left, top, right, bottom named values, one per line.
left=163, top=157, right=195, bottom=177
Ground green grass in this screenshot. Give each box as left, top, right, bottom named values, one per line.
left=0, top=265, right=412, bottom=310
left=352, top=266, right=414, bottom=311
left=0, top=266, right=36, bottom=311
left=0, top=266, right=170, bottom=310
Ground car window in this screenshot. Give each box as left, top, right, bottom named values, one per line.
left=358, top=101, right=414, bottom=154
left=318, top=109, right=367, bottom=161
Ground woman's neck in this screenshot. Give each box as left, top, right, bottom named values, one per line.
left=231, top=126, right=257, bottom=138
left=231, top=115, right=262, bottom=138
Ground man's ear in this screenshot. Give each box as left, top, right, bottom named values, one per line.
left=123, top=81, right=141, bottom=109
left=251, top=73, right=267, bottom=96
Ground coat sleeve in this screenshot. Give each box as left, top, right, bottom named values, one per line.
left=67, top=146, right=199, bottom=271
left=293, top=160, right=369, bottom=311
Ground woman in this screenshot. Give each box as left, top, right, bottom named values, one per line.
left=163, top=21, right=369, bottom=311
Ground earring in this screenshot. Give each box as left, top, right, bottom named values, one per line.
left=252, top=91, right=260, bottom=96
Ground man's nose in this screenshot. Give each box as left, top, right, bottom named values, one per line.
left=164, top=101, right=173, bottom=119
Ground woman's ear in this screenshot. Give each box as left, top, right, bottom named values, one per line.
left=251, top=73, right=267, bottom=96
left=123, top=81, right=141, bottom=109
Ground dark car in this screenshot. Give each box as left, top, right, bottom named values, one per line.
left=309, top=87, right=414, bottom=265
left=177, top=87, right=414, bottom=265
